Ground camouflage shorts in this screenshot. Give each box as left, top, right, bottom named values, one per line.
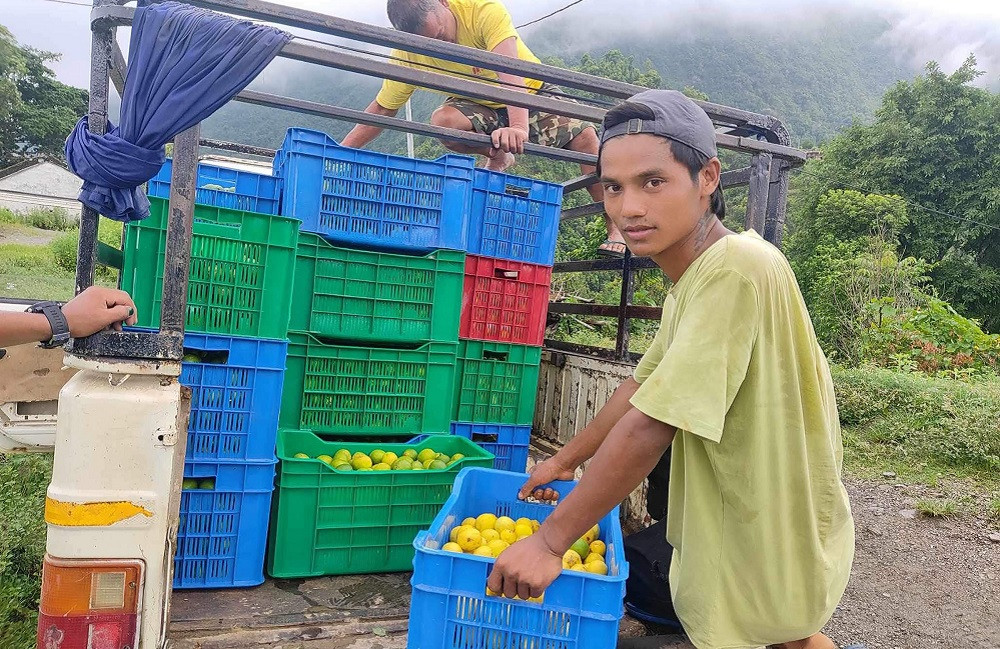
left=443, top=83, right=596, bottom=150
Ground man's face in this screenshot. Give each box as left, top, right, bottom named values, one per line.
left=599, top=134, right=716, bottom=259
left=416, top=1, right=457, bottom=43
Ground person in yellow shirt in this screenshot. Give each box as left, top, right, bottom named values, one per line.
left=341, top=0, right=627, bottom=257
left=487, top=90, right=857, bottom=649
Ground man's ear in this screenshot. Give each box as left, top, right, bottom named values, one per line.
left=701, top=157, right=722, bottom=198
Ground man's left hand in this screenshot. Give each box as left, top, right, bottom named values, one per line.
left=491, top=126, right=528, bottom=154
left=487, top=532, right=563, bottom=600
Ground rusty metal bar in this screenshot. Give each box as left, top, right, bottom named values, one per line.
left=199, top=138, right=276, bottom=158
left=548, top=302, right=663, bottom=320
left=745, top=153, right=772, bottom=233
left=553, top=257, right=660, bottom=273
left=160, top=0, right=792, bottom=143
left=615, top=248, right=636, bottom=360
left=159, top=125, right=200, bottom=338
left=563, top=174, right=599, bottom=193
left=720, top=166, right=752, bottom=188
left=765, top=160, right=791, bottom=247
left=561, top=202, right=605, bottom=220
left=234, top=90, right=597, bottom=166
left=544, top=338, right=643, bottom=363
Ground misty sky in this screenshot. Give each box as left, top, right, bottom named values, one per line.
left=4, top=0, right=1000, bottom=90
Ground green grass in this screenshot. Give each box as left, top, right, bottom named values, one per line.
left=989, top=496, right=1000, bottom=522
left=0, top=207, right=74, bottom=231
left=834, top=365, right=1000, bottom=494
left=914, top=498, right=959, bottom=518
left=0, top=454, right=52, bottom=649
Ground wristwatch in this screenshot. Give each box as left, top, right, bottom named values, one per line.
left=26, top=301, right=71, bottom=349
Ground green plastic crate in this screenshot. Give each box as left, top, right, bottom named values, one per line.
left=267, top=430, right=494, bottom=577
left=122, top=197, right=299, bottom=338
left=280, top=333, right=458, bottom=435
left=454, top=341, right=541, bottom=425
left=290, top=232, right=464, bottom=344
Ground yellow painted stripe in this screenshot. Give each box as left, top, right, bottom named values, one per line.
left=45, top=497, right=153, bottom=527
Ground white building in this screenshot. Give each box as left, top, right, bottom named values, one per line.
left=0, top=158, right=83, bottom=219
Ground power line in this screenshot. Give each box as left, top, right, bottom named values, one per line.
left=31, top=0, right=92, bottom=6
left=517, top=0, right=587, bottom=29
left=796, top=168, right=1000, bottom=233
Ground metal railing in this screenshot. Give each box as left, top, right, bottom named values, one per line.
left=79, top=0, right=807, bottom=362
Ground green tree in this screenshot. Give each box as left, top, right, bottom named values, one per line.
left=788, top=56, right=1000, bottom=330
left=0, top=25, right=88, bottom=166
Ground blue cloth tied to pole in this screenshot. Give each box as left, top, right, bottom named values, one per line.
left=65, top=0, right=290, bottom=222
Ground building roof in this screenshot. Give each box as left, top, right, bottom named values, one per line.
left=0, top=157, right=70, bottom=181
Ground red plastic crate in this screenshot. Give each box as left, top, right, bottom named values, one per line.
left=459, top=255, right=551, bottom=346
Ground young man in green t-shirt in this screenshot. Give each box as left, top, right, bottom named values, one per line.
left=488, top=90, right=856, bottom=649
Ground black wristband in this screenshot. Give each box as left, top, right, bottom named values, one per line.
left=26, top=301, right=70, bottom=349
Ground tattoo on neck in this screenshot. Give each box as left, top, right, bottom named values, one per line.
left=693, top=208, right=716, bottom=252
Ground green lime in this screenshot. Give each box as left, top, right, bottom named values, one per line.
left=293, top=453, right=309, bottom=459
left=428, top=459, right=448, bottom=470
left=182, top=478, right=199, bottom=490
left=198, top=479, right=215, bottom=490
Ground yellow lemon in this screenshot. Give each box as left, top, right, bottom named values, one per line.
left=480, top=529, right=500, bottom=543
left=583, top=524, right=600, bottom=544
left=316, top=454, right=334, bottom=465
left=370, top=449, right=386, bottom=463
left=403, top=449, right=418, bottom=460
left=499, top=529, right=518, bottom=545
left=449, top=525, right=466, bottom=543
left=514, top=523, right=533, bottom=538
left=381, top=452, right=398, bottom=466
left=584, top=551, right=605, bottom=565
left=494, top=516, right=516, bottom=533
left=442, top=542, right=463, bottom=553
left=562, top=549, right=582, bottom=569
left=372, top=463, right=391, bottom=471
left=417, top=448, right=437, bottom=463
left=462, top=517, right=477, bottom=528
left=516, top=517, right=532, bottom=528
left=457, top=526, right=483, bottom=553
left=569, top=563, right=588, bottom=572
left=487, top=539, right=510, bottom=557
left=351, top=454, right=373, bottom=470
left=475, top=513, right=498, bottom=531
left=531, top=519, right=541, bottom=532
left=333, top=449, right=351, bottom=462
left=584, top=560, right=608, bottom=575
left=472, top=546, right=494, bottom=558
left=589, top=540, right=606, bottom=557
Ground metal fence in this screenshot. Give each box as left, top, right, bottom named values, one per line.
left=77, top=0, right=808, bottom=362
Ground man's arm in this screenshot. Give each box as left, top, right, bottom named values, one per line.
left=489, top=36, right=529, bottom=154
left=520, top=378, right=641, bottom=500
left=0, top=286, right=137, bottom=348
left=340, top=100, right=399, bottom=149
left=489, top=407, right=676, bottom=599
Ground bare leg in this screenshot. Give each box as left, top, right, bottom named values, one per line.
left=770, top=633, right=838, bottom=649
left=430, top=105, right=514, bottom=171
left=565, top=126, right=625, bottom=255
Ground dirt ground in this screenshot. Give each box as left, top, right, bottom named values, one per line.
left=0, top=223, right=61, bottom=246
left=619, top=478, right=1000, bottom=649
left=822, top=479, right=1000, bottom=649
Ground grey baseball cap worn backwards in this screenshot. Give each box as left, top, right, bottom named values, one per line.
left=600, top=89, right=718, bottom=159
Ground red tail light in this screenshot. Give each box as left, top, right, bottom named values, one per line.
left=36, top=556, right=142, bottom=649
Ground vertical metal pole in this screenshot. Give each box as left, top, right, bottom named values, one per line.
left=74, top=21, right=114, bottom=297
left=764, top=160, right=791, bottom=247
left=405, top=99, right=415, bottom=158
left=159, top=124, right=200, bottom=338
left=615, top=251, right=635, bottom=362
left=746, top=153, right=772, bottom=234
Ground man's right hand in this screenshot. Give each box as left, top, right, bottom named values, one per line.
left=518, top=456, right=575, bottom=502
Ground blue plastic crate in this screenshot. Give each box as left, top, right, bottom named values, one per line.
left=467, top=170, right=563, bottom=266
left=174, top=459, right=276, bottom=589
left=179, top=332, right=288, bottom=463
left=275, top=128, right=474, bottom=252
left=409, top=468, right=627, bottom=649
left=450, top=422, right=530, bottom=473
left=148, top=159, right=280, bottom=214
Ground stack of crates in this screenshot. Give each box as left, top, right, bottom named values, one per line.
left=268, top=129, right=484, bottom=578
left=124, top=161, right=298, bottom=589
left=452, top=169, right=562, bottom=472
